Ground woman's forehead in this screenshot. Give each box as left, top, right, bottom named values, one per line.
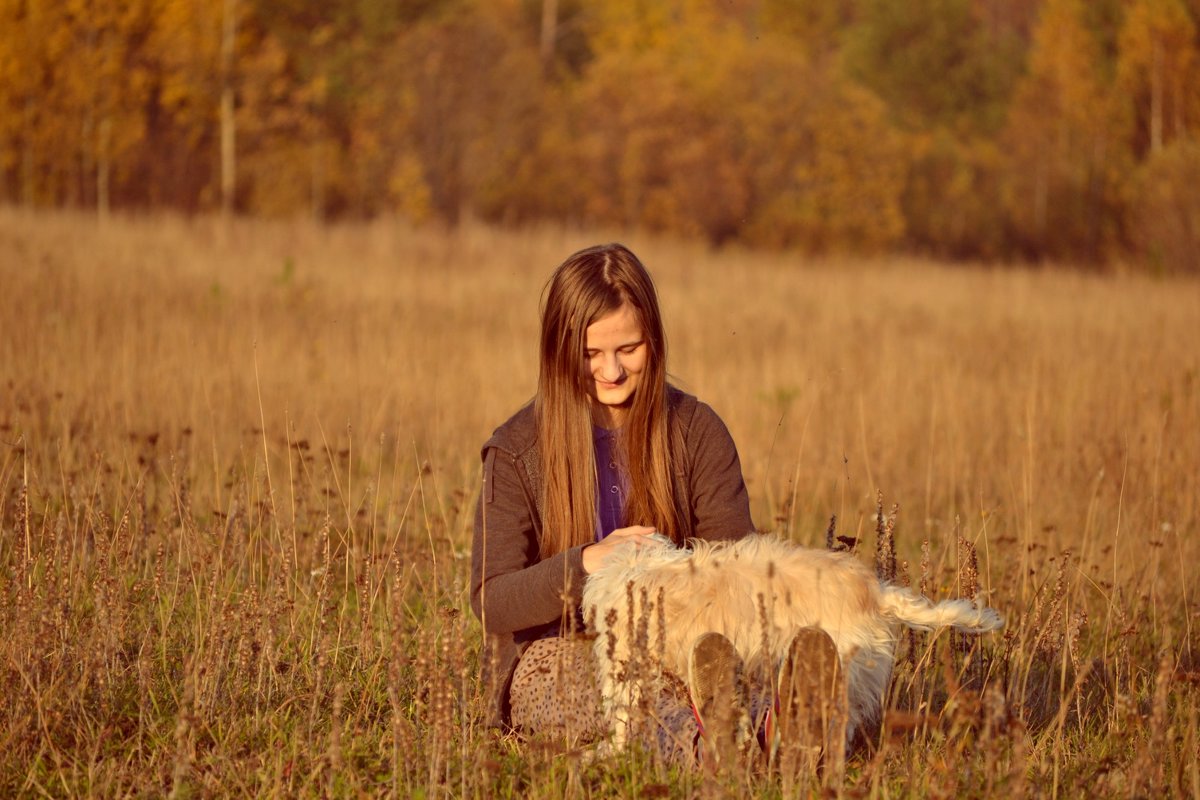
left=586, top=303, right=643, bottom=346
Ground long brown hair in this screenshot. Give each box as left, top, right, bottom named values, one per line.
left=536, top=244, right=680, bottom=557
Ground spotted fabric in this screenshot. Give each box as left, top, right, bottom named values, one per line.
left=508, top=636, right=702, bottom=764
left=510, top=637, right=607, bottom=741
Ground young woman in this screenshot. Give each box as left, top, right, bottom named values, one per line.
left=469, top=243, right=757, bottom=754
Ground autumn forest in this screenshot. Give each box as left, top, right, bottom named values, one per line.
left=2, top=0, right=1199, bottom=270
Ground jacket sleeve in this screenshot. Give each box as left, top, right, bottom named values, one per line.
left=470, top=446, right=588, bottom=635
left=686, top=402, right=756, bottom=542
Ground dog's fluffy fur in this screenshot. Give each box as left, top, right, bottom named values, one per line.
left=581, top=534, right=1003, bottom=749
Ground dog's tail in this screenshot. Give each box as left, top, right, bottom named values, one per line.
left=879, top=586, right=1003, bottom=633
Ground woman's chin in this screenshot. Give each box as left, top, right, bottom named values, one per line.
left=598, top=389, right=636, bottom=406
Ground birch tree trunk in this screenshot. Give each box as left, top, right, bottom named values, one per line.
left=311, top=139, right=324, bottom=222
left=98, top=117, right=111, bottom=220
left=540, top=0, right=557, bottom=67
left=21, top=97, right=34, bottom=208
left=1150, top=39, right=1162, bottom=154
left=220, top=0, right=237, bottom=216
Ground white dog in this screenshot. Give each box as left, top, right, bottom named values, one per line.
left=581, top=534, right=1003, bottom=751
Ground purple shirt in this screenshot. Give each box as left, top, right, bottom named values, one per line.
left=593, top=426, right=628, bottom=541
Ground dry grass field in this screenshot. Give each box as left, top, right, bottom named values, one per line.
left=1, top=207, right=1197, bottom=797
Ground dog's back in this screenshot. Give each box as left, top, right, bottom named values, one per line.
left=583, top=533, right=1003, bottom=747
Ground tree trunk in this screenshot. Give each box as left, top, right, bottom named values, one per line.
left=82, top=108, right=94, bottom=209
left=540, top=0, right=558, bottom=68
left=311, top=139, right=324, bottom=222
left=1172, top=70, right=1184, bottom=141
left=1150, top=39, right=1162, bottom=154
left=98, top=117, right=111, bottom=220
left=22, top=97, right=34, bottom=208
left=1033, top=159, right=1047, bottom=242
left=220, top=0, right=237, bottom=216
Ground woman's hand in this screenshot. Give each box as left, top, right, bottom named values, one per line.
left=581, top=525, right=659, bottom=574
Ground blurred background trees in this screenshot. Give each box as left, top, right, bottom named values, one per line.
left=1, top=0, right=1197, bottom=270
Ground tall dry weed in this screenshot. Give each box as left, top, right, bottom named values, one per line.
left=0, top=209, right=1197, bottom=796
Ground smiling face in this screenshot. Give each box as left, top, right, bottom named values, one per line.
left=584, top=303, right=649, bottom=428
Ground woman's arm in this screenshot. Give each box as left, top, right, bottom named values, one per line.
left=686, top=402, right=756, bottom=541
left=469, top=447, right=589, bottom=636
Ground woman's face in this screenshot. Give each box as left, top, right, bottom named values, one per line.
left=584, top=303, right=649, bottom=426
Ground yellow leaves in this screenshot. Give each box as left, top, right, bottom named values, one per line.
left=1023, top=0, right=1110, bottom=136
left=586, top=0, right=680, bottom=55
left=153, top=0, right=224, bottom=117
left=389, top=153, right=433, bottom=225
left=548, top=6, right=912, bottom=251
left=1119, top=0, right=1197, bottom=82
left=742, top=80, right=908, bottom=253
left=0, top=0, right=1196, bottom=265
left=1001, top=0, right=1125, bottom=260
left=1129, top=139, right=1200, bottom=273
left=1117, top=0, right=1199, bottom=153
left=565, top=45, right=738, bottom=239
left=903, top=132, right=1008, bottom=259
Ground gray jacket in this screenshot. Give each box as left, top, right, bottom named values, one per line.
left=469, top=387, right=755, bottom=727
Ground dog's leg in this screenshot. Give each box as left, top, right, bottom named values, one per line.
left=842, top=642, right=892, bottom=751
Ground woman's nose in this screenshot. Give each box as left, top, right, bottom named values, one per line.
left=598, top=354, right=624, bottom=381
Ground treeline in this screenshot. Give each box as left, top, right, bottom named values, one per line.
left=2, top=0, right=1199, bottom=269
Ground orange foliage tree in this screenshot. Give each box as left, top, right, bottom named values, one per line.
left=1116, top=0, right=1199, bottom=156
left=0, top=0, right=156, bottom=209
left=1001, top=0, right=1127, bottom=262
left=2, top=0, right=1200, bottom=268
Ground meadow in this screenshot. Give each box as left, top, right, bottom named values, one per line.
left=0, top=207, right=1197, bottom=797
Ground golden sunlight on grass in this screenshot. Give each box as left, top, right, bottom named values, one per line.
left=1, top=209, right=1197, bottom=797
